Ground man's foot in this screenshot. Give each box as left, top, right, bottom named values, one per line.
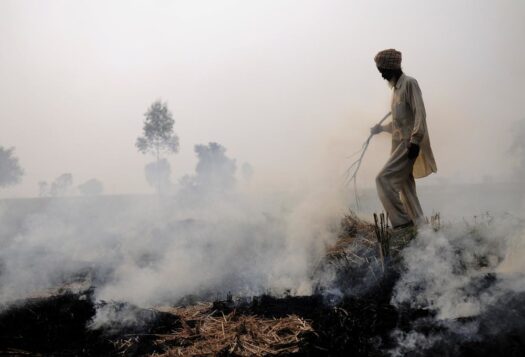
left=389, top=223, right=417, bottom=254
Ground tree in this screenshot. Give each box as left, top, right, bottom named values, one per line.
left=136, top=100, right=179, bottom=162
left=180, top=142, right=237, bottom=194
left=38, top=181, right=49, bottom=197
left=0, top=146, right=23, bottom=188
left=136, top=100, right=179, bottom=193
left=194, top=142, right=236, bottom=190
left=144, top=159, right=172, bottom=193
left=50, top=173, right=73, bottom=197
left=78, top=178, right=104, bottom=196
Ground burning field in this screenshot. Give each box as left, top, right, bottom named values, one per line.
left=1, top=204, right=525, bottom=356
left=2, top=1, right=525, bottom=355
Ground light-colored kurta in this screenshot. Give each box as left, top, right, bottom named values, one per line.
left=383, top=74, right=437, bottom=178
left=376, top=74, right=437, bottom=227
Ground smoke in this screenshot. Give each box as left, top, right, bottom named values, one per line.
left=0, top=142, right=344, bottom=322
left=388, top=212, right=525, bottom=354
left=510, top=119, right=525, bottom=182
left=0, top=121, right=523, bottom=347
left=144, top=159, right=172, bottom=194
left=78, top=178, right=104, bottom=196
left=178, top=142, right=237, bottom=198
left=38, top=173, right=75, bottom=197
left=241, top=162, right=254, bottom=182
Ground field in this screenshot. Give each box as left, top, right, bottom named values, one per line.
left=0, top=182, right=524, bottom=356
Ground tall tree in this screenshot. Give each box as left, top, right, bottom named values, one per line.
left=136, top=100, right=179, bottom=193
left=0, top=146, right=23, bottom=188
left=136, top=100, right=179, bottom=162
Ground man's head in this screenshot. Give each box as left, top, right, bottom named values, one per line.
left=374, top=49, right=403, bottom=87
left=378, top=67, right=403, bottom=88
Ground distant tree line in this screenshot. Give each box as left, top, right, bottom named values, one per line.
left=39, top=174, right=104, bottom=197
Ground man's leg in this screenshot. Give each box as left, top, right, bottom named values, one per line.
left=376, top=143, right=413, bottom=228
left=399, top=173, right=425, bottom=225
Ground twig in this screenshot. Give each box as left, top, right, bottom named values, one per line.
left=345, top=112, right=391, bottom=209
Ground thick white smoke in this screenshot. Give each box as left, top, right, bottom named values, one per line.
left=391, top=119, right=525, bottom=335
left=0, top=142, right=344, bottom=316
left=388, top=212, right=525, bottom=355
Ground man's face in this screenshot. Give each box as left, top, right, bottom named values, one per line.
left=377, top=67, right=394, bottom=81
left=378, top=67, right=397, bottom=88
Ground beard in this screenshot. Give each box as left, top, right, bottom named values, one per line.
left=387, top=77, right=396, bottom=89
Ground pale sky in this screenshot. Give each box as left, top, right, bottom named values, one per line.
left=1, top=0, right=524, bottom=197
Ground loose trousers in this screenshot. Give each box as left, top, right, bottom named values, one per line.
left=376, top=140, right=424, bottom=227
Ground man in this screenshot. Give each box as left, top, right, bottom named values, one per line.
left=370, top=49, right=437, bottom=232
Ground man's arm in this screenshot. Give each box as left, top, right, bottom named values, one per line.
left=408, top=79, right=427, bottom=145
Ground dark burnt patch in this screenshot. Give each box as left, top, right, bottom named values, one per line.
left=0, top=290, right=180, bottom=356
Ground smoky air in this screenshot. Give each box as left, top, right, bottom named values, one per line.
left=0, top=1, right=524, bottom=355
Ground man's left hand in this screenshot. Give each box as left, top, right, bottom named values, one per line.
left=407, top=143, right=420, bottom=159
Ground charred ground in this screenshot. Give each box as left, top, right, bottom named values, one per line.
left=1, top=214, right=525, bottom=356
left=1, top=274, right=525, bottom=356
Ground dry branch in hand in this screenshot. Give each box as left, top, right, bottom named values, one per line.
left=344, top=112, right=391, bottom=208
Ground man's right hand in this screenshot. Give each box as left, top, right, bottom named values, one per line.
left=370, top=124, right=383, bottom=135
left=407, top=143, right=420, bottom=159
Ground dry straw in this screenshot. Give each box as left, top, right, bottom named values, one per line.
left=144, top=303, right=313, bottom=356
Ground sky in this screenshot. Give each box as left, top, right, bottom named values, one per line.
left=1, top=0, right=524, bottom=197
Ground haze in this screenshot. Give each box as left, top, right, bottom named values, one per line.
left=1, top=0, right=524, bottom=197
